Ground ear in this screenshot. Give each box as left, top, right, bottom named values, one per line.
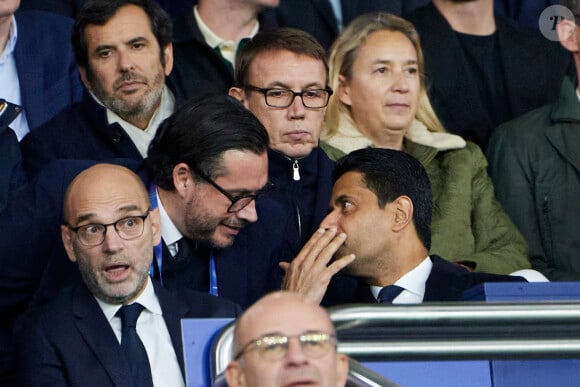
left=391, top=196, right=413, bottom=232
left=149, top=208, right=162, bottom=246
left=61, top=225, right=78, bottom=263
left=172, top=162, right=193, bottom=198
left=229, top=87, right=248, bottom=107
left=335, top=353, right=350, bottom=387
left=224, top=361, right=247, bottom=387
left=78, top=66, right=91, bottom=90
left=557, top=18, right=579, bottom=53
left=163, top=42, right=174, bottom=76
left=337, top=74, right=353, bottom=107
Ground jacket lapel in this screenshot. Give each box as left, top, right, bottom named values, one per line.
left=424, top=256, right=470, bottom=302
left=311, top=0, right=339, bottom=34
left=154, top=281, right=190, bottom=376
left=72, top=284, right=133, bottom=387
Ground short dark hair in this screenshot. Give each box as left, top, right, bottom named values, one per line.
left=332, top=148, right=432, bottom=250
left=72, top=0, right=172, bottom=68
left=234, top=27, right=328, bottom=87
left=146, top=94, right=270, bottom=190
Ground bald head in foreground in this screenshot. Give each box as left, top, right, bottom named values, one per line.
left=226, top=291, right=349, bottom=387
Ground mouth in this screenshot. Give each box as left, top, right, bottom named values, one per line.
left=285, top=130, right=311, bottom=141
left=285, top=380, right=316, bottom=387
left=386, top=103, right=409, bottom=109
left=103, top=264, right=131, bottom=282
left=116, top=80, right=144, bottom=93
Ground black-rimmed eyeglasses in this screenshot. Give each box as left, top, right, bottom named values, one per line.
left=244, top=85, right=333, bottom=109
left=67, top=210, right=150, bottom=247
left=193, top=168, right=274, bottom=213
left=234, top=330, right=337, bottom=361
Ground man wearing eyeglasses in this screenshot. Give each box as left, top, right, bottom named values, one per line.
left=225, top=291, right=349, bottom=387
left=229, top=28, right=336, bottom=261
left=15, top=163, right=240, bottom=387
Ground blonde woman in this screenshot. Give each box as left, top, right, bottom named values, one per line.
left=321, top=12, right=529, bottom=274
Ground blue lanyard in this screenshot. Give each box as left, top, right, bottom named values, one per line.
left=148, top=184, right=164, bottom=285
left=209, top=249, right=218, bottom=296
left=149, top=183, right=219, bottom=295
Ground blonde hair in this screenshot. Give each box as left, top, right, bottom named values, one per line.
left=325, top=12, right=446, bottom=137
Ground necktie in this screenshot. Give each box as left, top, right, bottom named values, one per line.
left=378, top=285, right=404, bottom=303
left=165, top=238, right=210, bottom=291
left=117, top=303, right=154, bottom=387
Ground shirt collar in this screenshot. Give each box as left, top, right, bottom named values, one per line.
left=193, top=4, right=259, bottom=49
left=95, top=276, right=162, bottom=322
left=104, top=85, right=174, bottom=134
left=0, top=15, right=17, bottom=64
left=156, top=187, right=183, bottom=248
left=370, top=256, right=432, bottom=301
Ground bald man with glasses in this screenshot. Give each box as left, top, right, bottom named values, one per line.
left=226, top=292, right=348, bottom=387
left=15, top=164, right=240, bottom=387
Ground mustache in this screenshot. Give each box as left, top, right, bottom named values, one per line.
left=113, top=71, right=147, bottom=88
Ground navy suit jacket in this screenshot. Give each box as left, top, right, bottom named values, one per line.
left=14, top=11, right=83, bottom=131
left=0, top=101, right=26, bottom=213
left=15, top=279, right=240, bottom=387
left=324, top=255, right=525, bottom=305
left=20, top=91, right=144, bottom=177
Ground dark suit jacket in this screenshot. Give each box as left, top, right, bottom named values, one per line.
left=170, top=8, right=278, bottom=98
left=274, top=0, right=430, bottom=51
left=324, top=255, right=525, bottom=305
left=14, top=10, right=83, bottom=131
left=0, top=101, right=26, bottom=213
left=15, top=279, right=239, bottom=387
left=20, top=91, right=145, bottom=177
left=406, top=3, right=571, bottom=150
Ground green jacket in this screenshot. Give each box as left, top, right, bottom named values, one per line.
left=322, top=119, right=530, bottom=274
left=487, top=76, right=580, bottom=280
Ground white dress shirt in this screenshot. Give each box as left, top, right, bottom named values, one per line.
left=95, top=277, right=185, bottom=387
left=156, top=188, right=182, bottom=257
left=371, top=256, right=433, bottom=304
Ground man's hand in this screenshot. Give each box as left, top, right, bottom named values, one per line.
left=280, top=227, right=355, bottom=304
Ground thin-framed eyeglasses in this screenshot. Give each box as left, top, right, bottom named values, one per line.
left=66, top=210, right=150, bottom=247
left=244, top=85, right=333, bottom=109
left=234, top=330, right=337, bottom=361
left=193, top=167, right=274, bottom=213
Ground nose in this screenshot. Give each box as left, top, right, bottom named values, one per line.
left=236, top=200, right=258, bottom=223
left=287, top=93, right=306, bottom=119
left=391, top=70, right=409, bottom=93
left=118, top=49, right=135, bottom=72
left=320, top=210, right=338, bottom=229
left=284, top=337, right=308, bottom=365
left=101, top=224, right=124, bottom=253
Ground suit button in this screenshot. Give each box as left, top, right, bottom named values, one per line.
left=113, top=134, right=122, bottom=143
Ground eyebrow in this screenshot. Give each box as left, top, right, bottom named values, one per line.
left=264, top=81, right=326, bottom=89
left=372, top=59, right=418, bottom=66
left=74, top=204, right=144, bottom=224
left=93, top=36, right=148, bottom=53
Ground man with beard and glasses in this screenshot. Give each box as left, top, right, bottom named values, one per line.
left=19, top=0, right=181, bottom=178
left=15, top=164, right=240, bottom=387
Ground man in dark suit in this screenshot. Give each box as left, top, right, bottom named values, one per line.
left=20, top=0, right=178, bottom=177
left=0, top=2, right=82, bottom=139
left=281, top=148, right=523, bottom=305
left=15, top=163, right=240, bottom=387
left=406, top=0, right=571, bottom=150
left=170, top=0, right=279, bottom=98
